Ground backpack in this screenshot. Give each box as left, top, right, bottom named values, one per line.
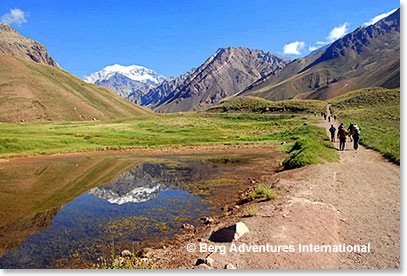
left=339, top=128, right=347, bottom=139
left=353, top=126, right=360, bottom=138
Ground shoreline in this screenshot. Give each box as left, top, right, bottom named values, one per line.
left=0, top=143, right=280, bottom=163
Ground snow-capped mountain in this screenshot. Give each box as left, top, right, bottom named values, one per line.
left=82, top=64, right=166, bottom=103
left=83, top=64, right=166, bottom=85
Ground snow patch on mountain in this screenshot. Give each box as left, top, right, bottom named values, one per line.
left=83, top=64, right=166, bottom=85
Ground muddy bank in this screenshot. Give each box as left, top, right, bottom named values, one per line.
left=0, top=143, right=279, bottom=162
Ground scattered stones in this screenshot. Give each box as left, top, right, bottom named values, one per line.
left=225, top=263, right=236, bottom=269
left=209, top=222, right=249, bottom=242
left=121, top=249, right=133, bottom=258
left=182, top=223, right=195, bottom=232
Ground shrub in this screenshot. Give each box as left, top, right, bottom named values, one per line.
left=246, top=206, right=258, bottom=217
left=248, top=185, right=276, bottom=201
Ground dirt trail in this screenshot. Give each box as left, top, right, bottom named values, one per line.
left=155, top=110, right=400, bottom=269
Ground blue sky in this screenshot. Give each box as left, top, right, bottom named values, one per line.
left=0, top=0, right=400, bottom=78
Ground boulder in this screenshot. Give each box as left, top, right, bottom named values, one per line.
left=196, top=263, right=212, bottom=269
left=225, top=263, right=236, bottom=269
left=205, top=256, right=215, bottom=267
left=195, top=258, right=205, bottom=266
left=209, top=222, right=249, bottom=242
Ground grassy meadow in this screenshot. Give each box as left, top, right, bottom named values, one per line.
left=0, top=111, right=338, bottom=169
left=330, top=87, right=400, bottom=164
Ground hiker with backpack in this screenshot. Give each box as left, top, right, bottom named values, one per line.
left=337, top=123, right=347, bottom=151
left=348, top=123, right=355, bottom=142
left=352, top=124, right=361, bottom=151
left=329, top=125, right=336, bottom=142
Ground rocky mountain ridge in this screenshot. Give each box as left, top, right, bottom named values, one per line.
left=237, top=9, right=400, bottom=101
left=0, top=23, right=60, bottom=68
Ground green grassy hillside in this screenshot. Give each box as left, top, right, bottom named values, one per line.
left=206, top=96, right=327, bottom=114
left=329, top=87, right=400, bottom=163
left=0, top=53, right=153, bottom=122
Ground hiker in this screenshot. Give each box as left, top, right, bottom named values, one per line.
left=348, top=123, right=355, bottom=142
left=329, top=124, right=336, bottom=142
left=353, top=124, right=361, bottom=151
left=314, top=112, right=316, bottom=117
left=328, top=116, right=331, bottom=122
left=324, top=113, right=327, bottom=120
left=337, top=123, right=347, bottom=151
left=334, top=114, right=337, bottom=121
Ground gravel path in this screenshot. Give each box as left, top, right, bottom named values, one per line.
left=155, top=112, right=400, bottom=269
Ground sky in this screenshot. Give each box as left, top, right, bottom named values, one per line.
left=0, top=0, right=400, bottom=78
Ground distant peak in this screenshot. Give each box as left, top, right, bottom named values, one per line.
left=83, top=64, right=166, bottom=85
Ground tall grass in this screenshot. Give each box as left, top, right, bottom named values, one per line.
left=330, top=87, right=400, bottom=164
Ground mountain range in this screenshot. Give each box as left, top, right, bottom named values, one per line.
left=0, top=8, right=400, bottom=120
left=87, top=48, right=291, bottom=112
left=236, top=8, right=400, bottom=101
left=86, top=9, right=399, bottom=112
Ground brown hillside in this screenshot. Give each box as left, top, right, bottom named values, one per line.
left=0, top=53, right=153, bottom=122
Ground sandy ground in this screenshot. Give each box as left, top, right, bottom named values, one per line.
left=153, top=112, right=400, bottom=269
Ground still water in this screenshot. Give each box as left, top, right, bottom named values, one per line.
left=0, top=151, right=280, bottom=268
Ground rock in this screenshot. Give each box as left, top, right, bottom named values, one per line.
left=121, top=249, right=133, bottom=258
left=235, top=205, right=240, bottom=209
left=281, top=141, right=286, bottom=145
left=136, top=247, right=154, bottom=258
left=91, top=117, right=97, bottom=121
left=200, top=217, right=215, bottom=225
left=250, top=180, right=256, bottom=184
left=206, top=256, right=215, bottom=267
left=225, top=263, right=236, bottom=269
left=196, top=263, right=212, bottom=269
left=182, top=223, right=195, bottom=231
left=209, top=222, right=249, bottom=242
left=303, top=122, right=309, bottom=125
left=195, top=258, right=205, bottom=266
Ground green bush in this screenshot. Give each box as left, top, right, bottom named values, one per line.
left=248, top=185, right=276, bottom=201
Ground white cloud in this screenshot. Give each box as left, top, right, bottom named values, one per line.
left=316, top=41, right=329, bottom=45
left=283, top=41, right=305, bottom=55
left=327, top=22, right=349, bottom=41
left=310, top=22, right=350, bottom=50
left=363, top=8, right=397, bottom=26
left=1, top=8, right=28, bottom=26
left=308, top=46, right=319, bottom=52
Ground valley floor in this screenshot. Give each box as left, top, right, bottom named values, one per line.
left=153, top=114, right=400, bottom=269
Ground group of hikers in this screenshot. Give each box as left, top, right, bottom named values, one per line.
left=329, top=122, right=361, bottom=152
left=314, top=111, right=337, bottom=122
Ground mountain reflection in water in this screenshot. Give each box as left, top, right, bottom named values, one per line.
left=0, top=153, right=279, bottom=268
